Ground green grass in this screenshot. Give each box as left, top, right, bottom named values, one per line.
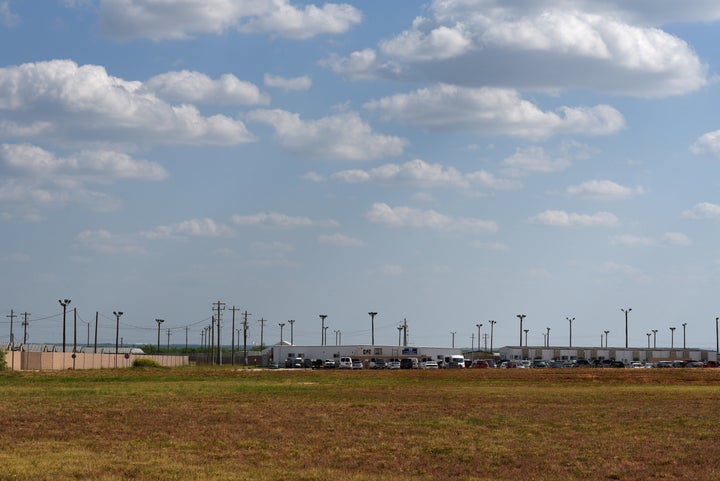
left=1, top=368, right=720, bottom=480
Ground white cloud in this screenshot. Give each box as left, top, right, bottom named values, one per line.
left=145, top=71, right=269, bottom=105
left=601, top=261, right=651, bottom=283
left=366, top=202, right=497, bottom=233
left=232, top=211, right=338, bottom=228
left=318, top=233, right=363, bottom=247
left=328, top=0, right=708, bottom=97
left=682, top=202, right=720, bottom=220
left=76, top=229, right=146, bottom=255
left=97, top=0, right=362, bottom=41
left=501, top=146, right=572, bottom=176
left=531, top=210, right=619, bottom=227
left=1, top=143, right=168, bottom=182
left=610, top=235, right=656, bottom=247
left=330, top=158, right=519, bottom=190
left=0, top=60, right=256, bottom=146
left=662, top=232, right=691, bottom=246
left=380, top=22, right=472, bottom=61
left=381, top=264, right=404, bottom=276
left=567, top=180, right=645, bottom=200
left=0, top=1, right=19, bottom=27
left=142, top=218, right=234, bottom=240
left=690, top=130, right=720, bottom=157
left=247, top=109, right=407, bottom=160
left=364, top=84, right=624, bottom=139
left=469, top=240, right=510, bottom=251
left=264, top=73, right=312, bottom=91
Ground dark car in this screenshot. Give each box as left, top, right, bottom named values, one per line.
left=610, top=360, right=625, bottom=368
left=400, top=358, right=414, bottom=369
left=373, top=358, right=388, bottom=369
left=573, top=359, right=592, bottom=368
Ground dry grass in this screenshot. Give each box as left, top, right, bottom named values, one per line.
left=1, top=367, right=720, bottom=481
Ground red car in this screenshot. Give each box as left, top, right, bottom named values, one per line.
left=703, top=360, right=719, bottom=368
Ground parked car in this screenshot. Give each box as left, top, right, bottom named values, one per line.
left=388, top=359, right=401, bottom=369
left=703, top=360, right=720, bottom=368
left=572, top=359, right=592, bottom=368
left=351, top=359, right=363, bottom=369
left=472, top=360, right=489, bottom=368
left=311, top=359, right=324, bottom=369
left=532, top=360, right=549, bottom=368
left=400, top=358, right=416, bottom=369
left=338, top=357, right=353, bottom=369
left=323, top=359, right=336, bottom=368
left=421, top=360, right=439, bottom=369
left=372, top=358, right=387, bottom=369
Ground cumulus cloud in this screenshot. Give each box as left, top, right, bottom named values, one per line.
left=264, top=73, right=312, bottom=91
left=0, top=143, right=166, bottom=220
left=690, top=130, right=720, bottom=157
left=682, top=202, right=720, bottom=220
left=366, top=202, right=497, bottom=233
left=364, top=84, right=624, bottom=139
left=327, top=0, right=709, bottom=97
left=318, top=233, right=364, bottom=247
left=330, top=158, right=519, bottom=190
left=232, top=211, right=337, bottom=228
left=145, top=71, right=269, bottom=105
left=247, top=109, right=407, bottom=160
left=566, top=180, right=645, bottom=200
left=1, top=143, right=168, bottom=182
left=76, top=229, right=146, bottom=255
left=142, top=218, right=234, bottom=240
left=530, top=209, right=619, bottom=227
left=0, top=60, right=256, bottom=146
left=97, top=0, right=362, bottom=41
left=0, top=1, right=19, bottom=27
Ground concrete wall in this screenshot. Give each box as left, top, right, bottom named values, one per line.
left=2, top=350, right=188, bottom=371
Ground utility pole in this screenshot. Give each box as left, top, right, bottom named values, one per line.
left=517, top=314, right=526, bottom=347
left=489, top=320, right=496, bottom=353
left=319, top=315, right=327, bottom=346
left=230, top=306, right=240, bottom=366
left=6, top=309, right=16, bottom=346
left=368, top=312, right=377, bottom=346
left=243, top=310, right=251, bottom=366
left=450, top=331, right=456, bottom=348
left=21, top=311, right=29, bottom=344
left=167, top=328, right=171, bottom=351
left=155, top=319, right=164, bottom=353
left=113, top=310, right=123, bottom=368
left=73, top=308, right=77, bottom=353
left=258, top=317, right=266, bottom=351
left=397, top=325, right=402, bottom=346
left=213, top=301, right=226, bottom=365
left=567, top=317, right=575, bottom=348
left=621, top=308, right=632, bottom=349
left=94, top=312, right=98, bottom=354
left=288, top=319, right=295, bottom=345
left=59, top=299, right=71, bottom=352
left=402, top=318, right=408, bottom=346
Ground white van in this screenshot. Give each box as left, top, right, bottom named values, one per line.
left=338, top=357, right=353, bottom=369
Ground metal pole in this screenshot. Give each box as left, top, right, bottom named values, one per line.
left=369, top=312, right=377, bottom=346
left=156, top=319, right=164, bottom=353
left=517, top=314, right=526, bottom=346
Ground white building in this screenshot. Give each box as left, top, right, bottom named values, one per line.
left=269, top=343, right=463, bottom=367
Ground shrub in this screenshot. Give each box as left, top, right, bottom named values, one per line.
left=132, top=358, right=162, bottom=368
left=0, top=348, right=7, bottom=371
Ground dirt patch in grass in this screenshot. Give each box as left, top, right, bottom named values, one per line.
left=1, top=368, right=720, bottom=480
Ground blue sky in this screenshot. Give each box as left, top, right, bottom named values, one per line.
left=2, top=0, right=720, bottom=351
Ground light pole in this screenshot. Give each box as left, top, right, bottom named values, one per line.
left=59, top=299, right=71, bottom=352
left=670, top=326, right=676, bottom=348
left=621, top=308, right=631, bottom=349
left=546, top=327, right=550, bottom=347
left=288, top=319, right=295, bottom=346
left=567, top=317, right=574, bottom=347
left=113, top=311, right=123, bottom=367
left=397, top=326, right=402, bottom=346
left=319, top=315, right=327, bottom=346
left=604, top=330, right=609, bottom=348
left=517, top=314, right=526, bottom=346
left=716, top=317, right=719, bottom=355
left=155, top=319, right=164, bottom=353
left=278, top=322, right=285, bottom=366
left=489, top=320, right=496, bottom=353
left=647, top=332, right=651, bottom=348
left=476, top=323, right=482, bottom=353
left=652, top=329, right=658, bottom=348
left=682, top=322, right=687, bottom=349
left=324, top=326, right=328, bottom=346
left=523, top=329, right=529, bottom=347
left=450, top=331, right=456, bottom=348
left=369, top=312, right=377, bottom=346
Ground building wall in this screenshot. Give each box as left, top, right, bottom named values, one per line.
left=271, top=344, right=463, bottom=366
left=3, top=350, right=188, bottom=371
left=498, top=346, right=717, bottom=362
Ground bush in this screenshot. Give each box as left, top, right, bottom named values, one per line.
left=132, top=358, right=163, bottom=368
left=0, top=348, right=7, bottom=371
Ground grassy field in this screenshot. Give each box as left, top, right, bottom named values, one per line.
left=1, top=367, right=720, bottom=481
